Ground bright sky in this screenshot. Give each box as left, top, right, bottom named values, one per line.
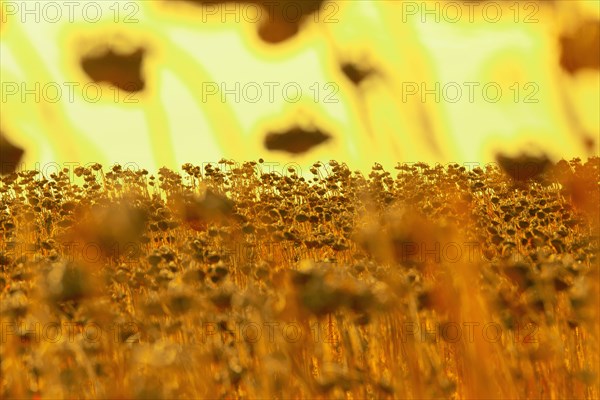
left=1, top=0, right=598, bottom=177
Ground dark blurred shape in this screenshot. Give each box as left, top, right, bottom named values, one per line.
left=354, top=206, right=458, bottom=269
left=176, top=0, right=325, bottom=43
left=341, top=62, right=375, bottom=86
left=291, top=262, right=389, bottom=316
left=583, top=136, right=596, bottom=152
left=503, top=261, right=534, bottom=292
left=175, top=189, right=235, bottom=231
left=258, top=13, right=299, bottom=44
left=264, top=126, right=331, bottom=154
left=80, top=47, right=146, bottom=92
left=559, top=19, right=600, bottom=74
left=66, top=201, right=148, bottom=262
left=260, top=0, right=326, bottom=43
left=46, top=261, right=95, bottom=303
left=496, top=152, right=551, bottom=182
left=0, top=132, right=24, bottom=175
left=550, top=157, right=600, bottom=219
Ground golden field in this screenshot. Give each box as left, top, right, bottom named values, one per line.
left=0, top=158, right=598, bottom=399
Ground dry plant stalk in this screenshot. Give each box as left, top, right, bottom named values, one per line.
left=0, top=158, right=598, bottom=399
